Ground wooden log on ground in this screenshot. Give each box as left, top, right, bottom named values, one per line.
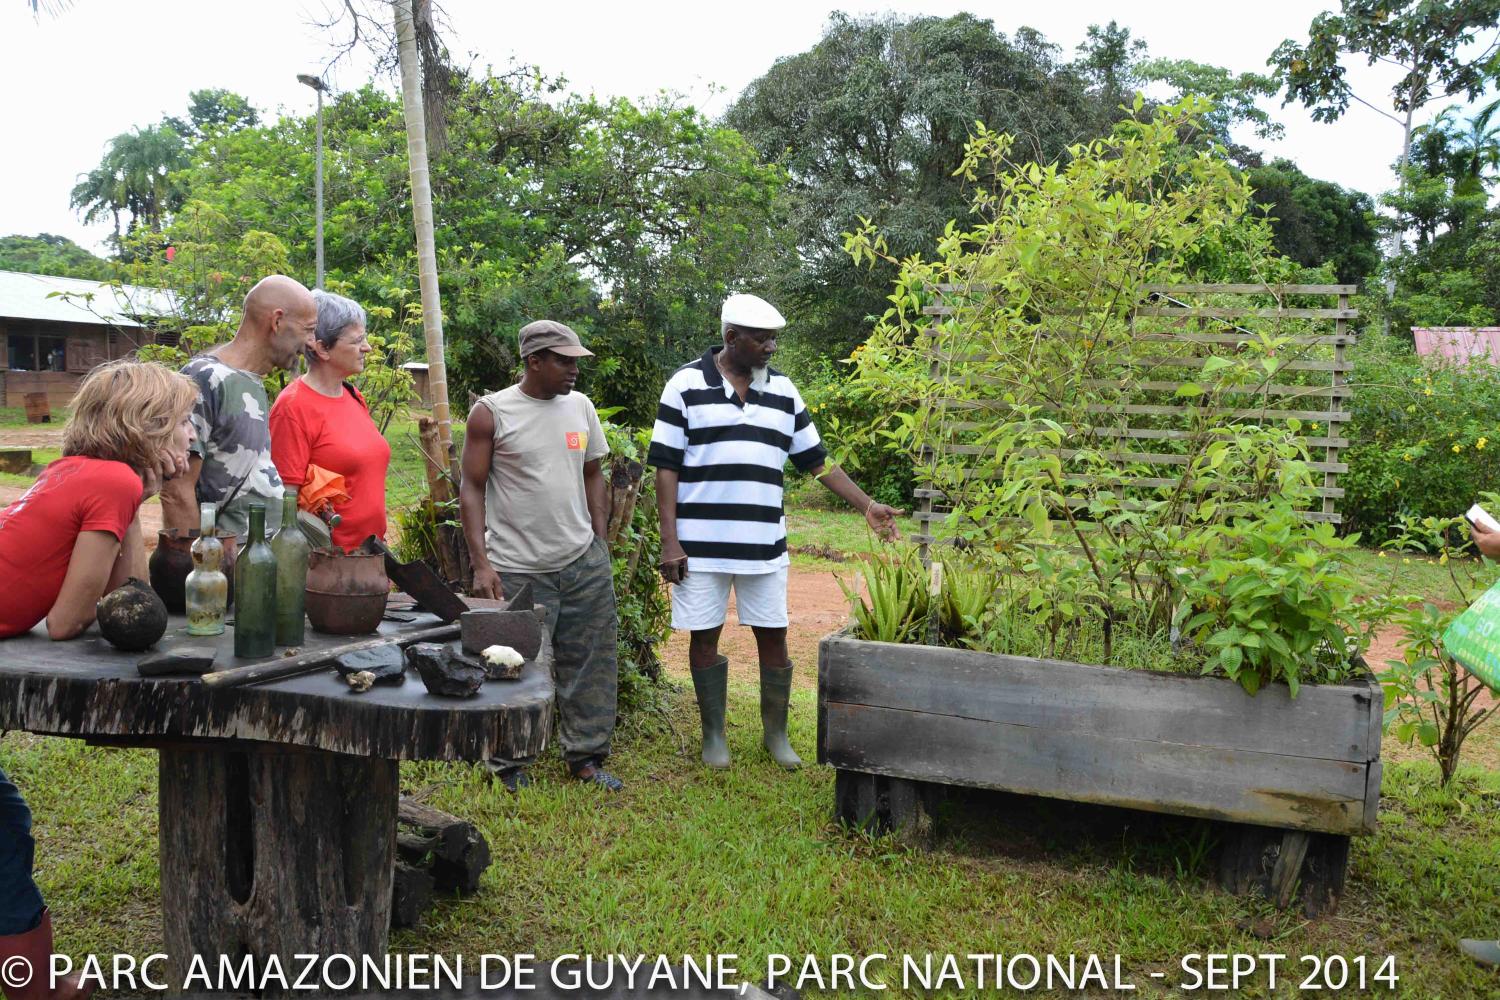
left=391, top=860, right=435, bottom=929
left=0, top=449, right=31, bottom=474
left=397, top=796, right=492, bottom=894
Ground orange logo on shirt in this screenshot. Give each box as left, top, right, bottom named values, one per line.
left=566, top=431, right=586, bottom=451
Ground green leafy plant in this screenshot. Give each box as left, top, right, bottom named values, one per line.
left=838, top=97, right=1392, bottom=691
left=1379, top=507, right=1500, bottom=784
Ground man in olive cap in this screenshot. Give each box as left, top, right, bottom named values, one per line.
left=460, top=320, right=622, bottom=792
left=648, top=293, right=902, bottom=770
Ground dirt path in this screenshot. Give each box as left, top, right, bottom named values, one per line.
left=0, top=485, right=163, bottom=543
left=0, top=427, right=64, bottom=448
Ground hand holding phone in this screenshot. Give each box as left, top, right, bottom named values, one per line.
left=1468, top=504, right=1500, bottom=534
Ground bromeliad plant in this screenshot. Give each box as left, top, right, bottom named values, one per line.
left=837, top=97, right=1392, bottom=694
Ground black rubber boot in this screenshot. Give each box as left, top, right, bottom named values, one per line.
left=690, top=656, right=731, bottom=769
left=760, top=661, right=802, bottom=770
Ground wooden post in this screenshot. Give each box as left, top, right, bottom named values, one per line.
left=417, top=416, right=468, bottom=586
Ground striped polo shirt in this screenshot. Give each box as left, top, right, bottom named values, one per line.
left=647, top=346, right=828, bottom=574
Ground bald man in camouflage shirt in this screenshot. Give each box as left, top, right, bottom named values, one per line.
left=161, top=276, right=318, bottom=537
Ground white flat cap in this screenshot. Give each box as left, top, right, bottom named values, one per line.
left=721, top=293, right=786, bottom=330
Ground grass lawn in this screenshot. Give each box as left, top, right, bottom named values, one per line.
left=10, top=688, right=1500, bottom=997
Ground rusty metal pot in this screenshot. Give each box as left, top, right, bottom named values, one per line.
left=305, top=547, right=388, bottom=635
left=149, top=528, right=239, bottom=613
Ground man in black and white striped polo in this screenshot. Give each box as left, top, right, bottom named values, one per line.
left=647, top=293, right=902, bottom=771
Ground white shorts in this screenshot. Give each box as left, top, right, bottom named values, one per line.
left=670, top=566, right=789, bottom=631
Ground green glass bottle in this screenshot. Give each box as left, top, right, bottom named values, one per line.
left=271, top=488, right=310, bottom=646
left=185, top=502, right=227, bottom=636
left=233, top=502, right=277, bottom=659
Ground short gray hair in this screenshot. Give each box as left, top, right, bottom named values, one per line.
left=310, top=289, right=367, bottom=356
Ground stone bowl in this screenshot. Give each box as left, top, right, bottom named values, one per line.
left=305, top=589, right=387, bottom=635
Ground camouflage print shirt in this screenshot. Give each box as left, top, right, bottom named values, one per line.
left=182, top=355, right=283, bottom=538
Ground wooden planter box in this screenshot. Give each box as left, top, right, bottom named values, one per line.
left=817, top=632, right=1382, bottom=915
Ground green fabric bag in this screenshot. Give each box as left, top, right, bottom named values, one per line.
left=1441, top=579, right=1500, bottom=692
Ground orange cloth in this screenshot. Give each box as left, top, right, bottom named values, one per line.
left=299, top=465, right=351, bottom=518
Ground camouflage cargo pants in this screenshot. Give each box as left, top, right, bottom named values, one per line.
left=488, top=535, right=619, bottom=770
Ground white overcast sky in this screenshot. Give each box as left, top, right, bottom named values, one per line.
left=0, top=1, right=1477, bottom=255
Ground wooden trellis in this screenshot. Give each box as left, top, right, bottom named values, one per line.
left=913, top=283, right=1357, bottom=554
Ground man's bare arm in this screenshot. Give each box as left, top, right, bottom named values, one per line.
left=459, top=403, right=503, bottom=599
left=654, top=467, right=686, bottom=583
left=583, top=458, right=608, bottom=541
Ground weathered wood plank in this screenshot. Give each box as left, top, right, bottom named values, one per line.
left=1077, top=379, right=1352, bottom=398
left=1136, top=306, right=1358, bottom=319
left=918, top=328, right=1355, bottom=346
left=939, top=443, right=1349, bottom=473
left=821, top=637, right=1379, bottom=763
left=909, top=496, right=1342, bottom=523
left=0, top=615, right=556, bottom=762
left=927, top=351, right=1352, bottom=374
left=938, top=398, right=1352, bottom=422
left=943, top=423, right=1350, bottom=448
left=1144, top=283, right=1357, bottom=295
left=823, top=703, right=1373, bottom=835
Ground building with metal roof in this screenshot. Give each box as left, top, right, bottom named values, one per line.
left=0, top=269, right=176, bottom=410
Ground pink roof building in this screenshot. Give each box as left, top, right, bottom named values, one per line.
left=1412, top=327, right=1500, bottom=365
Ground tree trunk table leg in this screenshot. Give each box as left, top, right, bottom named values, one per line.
left=157, top=745, right=398, bottom=994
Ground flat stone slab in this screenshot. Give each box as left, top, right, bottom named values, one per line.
left=335, top=644, right=406, bottom=685
left=137, top=646, right=218, bottom=677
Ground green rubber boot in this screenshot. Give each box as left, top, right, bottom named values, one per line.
left=760, top=661, right=803, bottom=770
left=1460, top=938, right=1500, bottom=967
left=691, top=656, right=731, bottom=769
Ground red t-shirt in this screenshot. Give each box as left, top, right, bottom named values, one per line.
left=0, top=456, right=142, bottom=639
left=268, top=378, right=392, bottom=550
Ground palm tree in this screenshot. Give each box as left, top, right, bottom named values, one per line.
left=69, top=125, right=188, bottom=242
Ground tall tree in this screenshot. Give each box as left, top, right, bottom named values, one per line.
left=70, top=124, right=189, bottom=242
left=1271, top=0, right=1500, bottom=176
left=1245, top=159, right=1381, bottom=283
left=725, top=12, right=1119, bottom=357
left=393, top=0, right=455, bottom=470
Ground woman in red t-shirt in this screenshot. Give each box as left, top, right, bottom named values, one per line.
left=269, top=290, right=391, bottom=551
left=0, top=360, right=197, bottom=641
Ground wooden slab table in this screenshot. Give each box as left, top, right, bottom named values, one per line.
left=0, top=612, right=554, bottom=987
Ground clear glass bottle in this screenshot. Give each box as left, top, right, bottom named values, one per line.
left=233, top=502, right=277, bottom=659
left=185, top=502, right=227, bottom=636
left=271, top=488, right=310, bottom=646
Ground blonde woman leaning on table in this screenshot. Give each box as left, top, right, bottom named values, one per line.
left=0, top=360, right=196, bottom=641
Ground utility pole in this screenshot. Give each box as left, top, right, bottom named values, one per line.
left=296, top=73, right=328, bottom=289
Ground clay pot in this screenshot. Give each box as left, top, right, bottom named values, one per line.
left=149, top=528, right=239, bottom=613
left=305, top=547, right=388, bottom=635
